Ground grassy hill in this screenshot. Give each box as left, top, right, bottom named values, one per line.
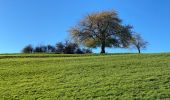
left=0, top=53, right=170, bottom=99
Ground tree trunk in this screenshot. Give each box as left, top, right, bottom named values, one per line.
left=137, top=48, right=141, bottom=54
left=101, top=42, right=106, bottom=54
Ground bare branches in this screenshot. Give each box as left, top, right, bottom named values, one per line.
left=131, top=33, right=148, bottom=53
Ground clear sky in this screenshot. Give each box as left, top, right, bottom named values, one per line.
left=0, top=0, right=170, bottom=53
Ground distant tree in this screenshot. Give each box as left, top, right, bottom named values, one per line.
left=82, top=48, right=92, bottom=54
left=47, top=45, right=56, bottom=53
left=64, top=41, right=78, bottom=54
left=75, top=48, right=92, bottom=54
left=75, top=48, right=84, bottom=54
left=55, top=40, right=92, bottom=54
left=41, top=46, right=47, bottom=52
left=56, top=42, right=65, bottom=53
left=131, top=33, right=148, bottom=53
left=22, top=45, right=33, bottom=53
left=69, top=10, right=133, bottom=53
left=34, top=45, right=47, bottom=53
left=34, top=46, right=42, bottom=53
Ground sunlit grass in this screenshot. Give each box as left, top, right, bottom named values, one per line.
left=0, top=53, right=170, bottom=99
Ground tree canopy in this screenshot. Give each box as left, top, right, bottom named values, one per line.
left=69, top=10, right=133, bottom=53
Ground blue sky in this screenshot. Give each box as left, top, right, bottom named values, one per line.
left=0, top=0, right=170, bottom=53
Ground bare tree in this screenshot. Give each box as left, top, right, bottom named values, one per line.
left=131, top=33, right=148, bottom=53
left=64, top=42, right=78, bottom=54
left=69, top=10, right=133, bottom=53
left=47, top=45, right=56, bottom=53
left=56, top=42, right=65, bottom=53
left=34, top=45, right=47, bottom=53
left=55, top=40, right=93, bottom=54
left=22, top=45, right=33, bottom=53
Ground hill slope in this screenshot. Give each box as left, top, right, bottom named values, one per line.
left=0, top=53, right=170, bottom=99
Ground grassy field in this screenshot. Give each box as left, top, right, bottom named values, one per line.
left=0, top=53, right=170, bottom=99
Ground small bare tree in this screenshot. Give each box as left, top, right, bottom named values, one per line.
left=131, top=33, right=148, bottom=54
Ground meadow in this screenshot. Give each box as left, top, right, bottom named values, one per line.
left=0, top=53, right=170, bottom=99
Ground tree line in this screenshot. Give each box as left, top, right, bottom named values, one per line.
left=22, top=10, right=148, bottom=54
left=22, top=40, right=92, bottom=54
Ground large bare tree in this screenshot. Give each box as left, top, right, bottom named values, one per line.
left=69, top=10, right=133, bottom=53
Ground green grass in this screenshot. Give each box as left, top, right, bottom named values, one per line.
left=0, top=53, right=170, bottom=99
